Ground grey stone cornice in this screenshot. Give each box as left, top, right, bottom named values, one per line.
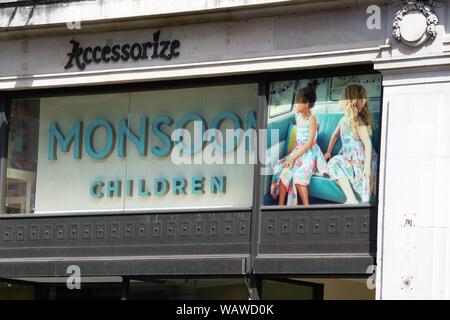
left=374, top=52, right=450, bottom=74
left=0, top=0, right=394, bottom=39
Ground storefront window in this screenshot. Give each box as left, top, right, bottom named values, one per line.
left=0, top=281, right=36, bottom=300
left=2, top=74, right=382, bottom=214
left=4, top=84, right=258, bottom=214
left=6, top=99, right=40, bottom=214
left=264, top=74, right=382, bottom=206
left=129, top=278, right=248, bottom=300
left=261, top=279, right=323, bottom=300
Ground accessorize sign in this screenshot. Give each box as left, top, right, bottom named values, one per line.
left=34, top=84, right=257, bottom=213
left=64, top=30, right=181, bottom=70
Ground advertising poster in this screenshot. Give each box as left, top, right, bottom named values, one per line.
left=264, top=74, right=382, bottom=206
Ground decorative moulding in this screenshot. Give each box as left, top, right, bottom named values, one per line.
left=392, top=1, right=439, bottom=47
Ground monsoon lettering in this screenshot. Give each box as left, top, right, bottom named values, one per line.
left=48, top=111, right=256, bottom=199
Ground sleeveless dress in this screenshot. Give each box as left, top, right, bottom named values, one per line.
left=327, top=117, right=378, bottom=203
left=271, top=114, right=327, bottom=205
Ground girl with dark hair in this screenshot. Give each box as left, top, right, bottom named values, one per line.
left=270, top=80, right=327, bottom=205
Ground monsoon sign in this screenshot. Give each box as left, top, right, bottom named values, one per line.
left=48, top=111, right=256, bottom=200
left=33, top=84, right=258, bottom=213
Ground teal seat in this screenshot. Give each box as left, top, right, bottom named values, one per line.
left=308, top=175, right=347, bottom=203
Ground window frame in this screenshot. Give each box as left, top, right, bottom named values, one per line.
left=0, top=65, right=382, bottom=218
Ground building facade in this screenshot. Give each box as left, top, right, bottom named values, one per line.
left=0, top=0, right=449, bottom=300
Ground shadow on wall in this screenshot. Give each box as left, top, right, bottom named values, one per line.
left=3, top=3, right=35, bottom=27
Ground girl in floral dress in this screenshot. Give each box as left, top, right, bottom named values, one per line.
left=270, top=81, right=327, bottom=205
left=324, top=84, right=378, bottom=204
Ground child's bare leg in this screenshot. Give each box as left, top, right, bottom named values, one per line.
left=337, top=178, right=358, bottom=204
left=296, top=184, right=309, bottom=205
left=278, top=184, right=287, bottom=205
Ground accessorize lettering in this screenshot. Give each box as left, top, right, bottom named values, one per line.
left=64, top=30, right=181, bottom=70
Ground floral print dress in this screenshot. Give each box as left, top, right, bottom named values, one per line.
left=327, top=117, right=378, bottom=203
left=271, top=114, right=327, bottom=205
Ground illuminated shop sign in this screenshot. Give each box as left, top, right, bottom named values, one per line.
left=48, top=111, right=255, bottom=200
left=30, top=84, right=257, bottom=213
left=64, top=30, right=181, bottom=70
left=48, top=112, right=256, bottom=160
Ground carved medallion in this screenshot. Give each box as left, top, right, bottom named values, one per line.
left=393, top=1, right=439, bottom=47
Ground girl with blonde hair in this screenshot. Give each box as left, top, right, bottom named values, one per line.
left=324, top=84, right=378, bottom=204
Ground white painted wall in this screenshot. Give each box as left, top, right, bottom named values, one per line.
left=374, top=67, right=450, bottom=299
left=370, top=1, right=450, bottom=300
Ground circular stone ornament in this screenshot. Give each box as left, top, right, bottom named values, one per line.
left=393, top=2, right=439, bottom=47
